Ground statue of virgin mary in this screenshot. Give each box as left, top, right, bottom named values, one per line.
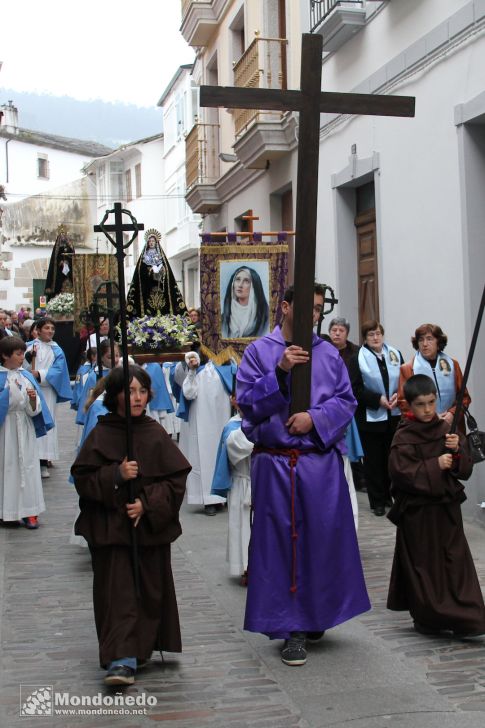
left=126, top=229, right=186, bottom=318
left=44, top=226, right=75, bottom=301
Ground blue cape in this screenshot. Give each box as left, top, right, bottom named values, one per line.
left=26, top=341, right=72, bottom=403
left=344, top=417, right=364, bottom=461
left=69, top=399, right=109, bottom=484
left=144, top=362, right=174, bottom=413
left=165, top=362, right=181, bottom=403
left=80, top=399, right=108, bottom=447
left=71, top=362, right=93, bottom=411
left=75, top=367, right=109, bottom=425
left=0, top=369, right=55, bottom=438
left=211, top=418, right=242, bottom=497
left=176, top=363, right=236, bottom=422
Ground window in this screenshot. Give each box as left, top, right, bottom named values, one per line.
left=110, top=160, right=124, bottom=201
left=176, top=92, right=186, bottom=138
left=125, top=169, right=132, bottom=202
left=37, top=154, right=49, bottom=179
left=135, top=163, right=142, bottom=198
left=97, top=163, right=106, bottom=206
left=164, top=104, right=177, bottom=151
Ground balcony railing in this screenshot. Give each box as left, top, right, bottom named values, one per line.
left=233, top=35, right=288, bottom=138
left=185, top=122, right=220, bottom=189
left=310, top=1, right=363, bottom=33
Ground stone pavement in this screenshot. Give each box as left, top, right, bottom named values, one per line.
left=1, top=405, right=485, bottom=727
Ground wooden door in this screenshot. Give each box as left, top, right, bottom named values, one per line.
left=355, top=209, right=379, bottom=335
left=278, top=0, right=288, bottom=90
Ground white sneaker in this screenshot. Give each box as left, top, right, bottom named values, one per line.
left=41, top=466, right=50, bottom=478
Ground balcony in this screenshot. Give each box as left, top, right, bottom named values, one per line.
left=232, top=35, right=294, bottom=169
left=185, top=121, right=221, bottom=214
left=310, top=1, right=367, bottom=53
left=180, top=0, right=230, bottom=47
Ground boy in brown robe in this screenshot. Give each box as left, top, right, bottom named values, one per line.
left=387, top=374, right=485, bottom=637
left=71, top=365, right=191, bottom=685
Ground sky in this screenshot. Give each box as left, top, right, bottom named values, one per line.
left=1, top=1, right=195, bottom=108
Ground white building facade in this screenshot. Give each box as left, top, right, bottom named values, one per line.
left=0, top=101, right=111, bottom=309
left=158, top=65, right=202, bottom=308
left=84, top=134, right=165, bottom=286
left=181, top=0, right=485, bottom=520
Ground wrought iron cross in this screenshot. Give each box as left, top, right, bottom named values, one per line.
left=93, top=202, right=144, bottom=457
left=200, top=33, right=415, bottom=413
left=94, top=203, right=144, bottom=596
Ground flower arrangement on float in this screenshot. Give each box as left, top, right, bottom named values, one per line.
left=45, top=292, right=75, bottom=318
left=122, top=314, right=199, bottom=362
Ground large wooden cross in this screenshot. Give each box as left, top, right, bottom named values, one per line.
left=200, top=33, right=415, bottom=413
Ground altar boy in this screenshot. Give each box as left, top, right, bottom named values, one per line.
left=0, top=337, right=54, bottom=528
left=24, top=317, right=72, bottom=477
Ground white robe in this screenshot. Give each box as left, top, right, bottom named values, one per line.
left=23, top=340, right=59, bottom=460
left=179, top=362, right=230, bottom=506
left=0, top=367, right=45, bottom=520
left=160, top=365, right=180, bottom=437
left=343, top=455, right=359, bottom=531
left=226, top=419, right=253, bottom=576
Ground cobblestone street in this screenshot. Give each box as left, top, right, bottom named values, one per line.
left=1, top=405, right=485, bottom=727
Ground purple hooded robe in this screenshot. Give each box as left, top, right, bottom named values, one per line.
left=237, top=327, right=371, bottom=638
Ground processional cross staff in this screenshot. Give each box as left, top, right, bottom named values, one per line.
left=93, top=280, right=120, bottom=368
left=94, top=202, right=144, bottom=595
left=200, top=33, right=415, bottom=414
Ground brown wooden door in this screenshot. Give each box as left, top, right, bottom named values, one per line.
left=355, top=208, right=379, bottom=335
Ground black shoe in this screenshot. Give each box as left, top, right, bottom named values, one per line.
left=204, top=505, right=217, bottom=516
left=281, top=632, right=307, bottom=666
left=374, top=506, right=385, bottom=517
left=306, top=631, right=325, bottom=642
left=104, top=665, right=135, bottom=685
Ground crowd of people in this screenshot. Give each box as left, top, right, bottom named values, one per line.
left=1, top=294, right=484, bottom=689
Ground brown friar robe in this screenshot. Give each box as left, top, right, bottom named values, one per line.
left=71, top=412, right=191, bottom=667
left=386, top=415, right=485, bottom=635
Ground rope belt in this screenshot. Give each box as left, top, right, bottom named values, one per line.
left=253, top=447, right=321, bottom=593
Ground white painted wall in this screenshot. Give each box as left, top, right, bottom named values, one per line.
left=90, top=137, right=165, bottom=287
left=161, top=67, right=202, bottom=306
left=0, top=138, right=95, bottom=201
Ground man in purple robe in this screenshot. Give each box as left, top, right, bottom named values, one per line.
left=236, top=284, right=371, bottom=666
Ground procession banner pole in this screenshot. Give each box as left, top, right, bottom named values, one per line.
left=450, top=281, right=485, bottom=435
left=94, top=203, right=144, bottom=597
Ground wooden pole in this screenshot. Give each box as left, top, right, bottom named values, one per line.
left=290, top=33, right=323, bottom=414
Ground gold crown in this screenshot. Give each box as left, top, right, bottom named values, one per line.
left=144, top=228, right=161, bottom=243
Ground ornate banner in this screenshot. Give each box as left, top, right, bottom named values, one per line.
left=72, top=254, right=118, bottom=331
left=199, top=234, right=289, bottom=361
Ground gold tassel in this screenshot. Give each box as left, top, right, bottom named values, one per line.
left=200, top=343, right=242, bottom=365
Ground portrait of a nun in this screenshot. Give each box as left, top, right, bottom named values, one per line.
left=221, top=264, right=269, bottom=339
left=126, top=229, right=186, bottom=318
